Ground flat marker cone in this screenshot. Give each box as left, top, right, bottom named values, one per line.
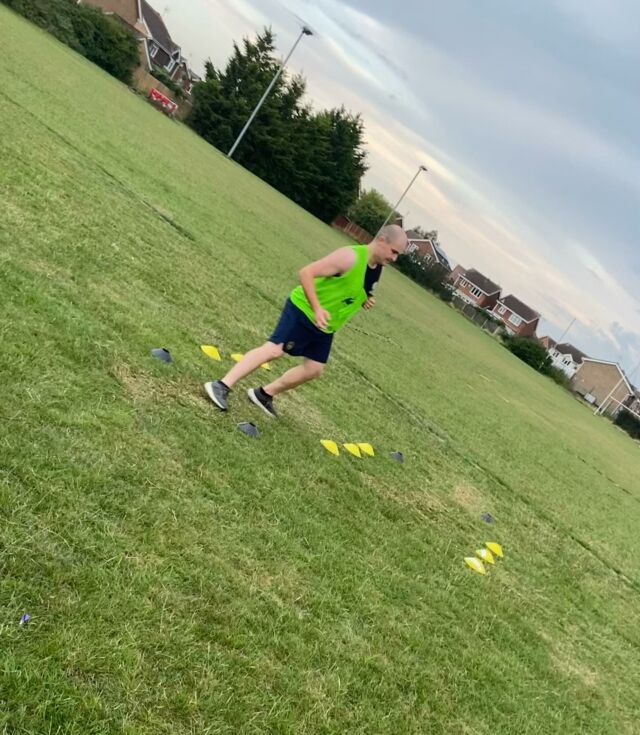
left=201, top=345, right=221, bottom=361
left=343, top=443, right=362, bottom=458
left=464, top=557, right=486, bottom=575
left=320, top=439, right=339, bottom=456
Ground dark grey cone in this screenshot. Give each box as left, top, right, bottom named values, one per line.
left=151, top=347, right=172, bottom=363
left=480, top=512, right=495, bottom=524
left=389, top=451, right=404, bottom=463
left=237, top=422, right=259, bottom=438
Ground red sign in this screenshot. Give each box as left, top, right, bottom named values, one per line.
left=148, top=88, right=178, bottom=114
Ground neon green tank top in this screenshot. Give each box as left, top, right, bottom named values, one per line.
left=289, top=245, right=369, bottom=333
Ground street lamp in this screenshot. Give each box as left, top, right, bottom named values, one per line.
left=227, top=26, right=313, bottom=159
left=376, top=164, right=428, bottom=236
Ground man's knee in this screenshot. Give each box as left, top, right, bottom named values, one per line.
left=305, top=361, right=325, bottom=379
left=265, top=342, right=284, bottom=359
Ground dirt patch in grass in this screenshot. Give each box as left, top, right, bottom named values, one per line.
left=452, top=483, right=486, bottom=513
left=110, top=361, right=207, bottom=411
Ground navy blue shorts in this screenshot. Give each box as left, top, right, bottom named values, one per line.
left=269, top=299, right=334, bottom=364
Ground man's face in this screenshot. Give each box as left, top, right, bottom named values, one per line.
left=378, top=235, right=406, bottom=265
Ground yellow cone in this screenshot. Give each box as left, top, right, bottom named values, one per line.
left=200, top=345, right=221, bottom=361
left=320, top=439, right=340, bottom=456
left=476, top=548, right=495, bottom=564
left=485, top=542, right=504, bottom=558
left=343, top=443, right=362, bottom=458
left=357, top=442, right=375, bottom=457
left=260, top=362, right=271, bottom=370
left=231, top=353, right=244, bottom=362
left=464, top=557, right=487, bottom=575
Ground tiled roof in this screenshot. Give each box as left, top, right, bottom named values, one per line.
left=141, top=0, right=178, bottom=53
left=555, top=342, right=588, bottom=363
left=405, top=229, right=426, bottom=241
left=462, top=268, right=501, bottom=295
left=499, top=294, right=539, bottom=322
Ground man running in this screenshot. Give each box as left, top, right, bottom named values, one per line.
left=204, top=224, right=408, bottom=417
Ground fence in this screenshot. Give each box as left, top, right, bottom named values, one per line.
left=131, top=67, right=193, bottom=121
left=451, top=295, right=500, bottom=334
left=331, top=215, right=372, bottom=243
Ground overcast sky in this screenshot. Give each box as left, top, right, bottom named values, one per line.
left=163, top=0, right=640, bottom=372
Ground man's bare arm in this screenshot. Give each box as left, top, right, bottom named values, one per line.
left=298, top=247, right=356, bottom=329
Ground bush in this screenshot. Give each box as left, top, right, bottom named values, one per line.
left=546, top=365, right=571, bottom=388
left=503, top=335, right=552, bottom=372
left=394, top=255, right=451, bottom=301
left=2, top=0, right=139, bottom=83
left=150, top=66, right=184, bottom=98
left=614, top=408, right=640, bottom=441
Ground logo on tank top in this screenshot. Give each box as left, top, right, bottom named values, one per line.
left=342, top=297, right=355, bottom=305
left=286, top=341, right=295, bottom=351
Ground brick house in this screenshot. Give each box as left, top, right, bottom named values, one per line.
left=491, top=294, right=540, bottom=338
left=451, top=268, right=501, bottom=310
left=447, top=264, right=466, bottom=285
left=81, top=0, right=197, bottom=97
left=571, top=358, right=633, bottom=416
left=549, top=342, right=587, bottom=379
left=140, top=1, right=189, bottom=88
left=405, top=230, right=451, bottom=272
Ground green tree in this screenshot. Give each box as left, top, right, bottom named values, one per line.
left=188, top=28, right=367, bottom=223
left=72, top=5, right=139, bottom=83
left=504, top=336, right=552, bottom=372
left=413, top=226, right=438, bottom=241
left=347, top=189, right=399, bottom=236
left=2, top=0, right=139, bottom=83
left=394, top=256, right=451, bottom=301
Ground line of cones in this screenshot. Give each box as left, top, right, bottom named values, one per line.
left=464, top=542, right=504, bottom=575
left=320, top=440, right=374, bottom=457
left=201, top=344, right=270, bottom=370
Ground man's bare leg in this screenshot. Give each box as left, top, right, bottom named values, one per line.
left=221, top=342, right=284, bottom=388
left=204, top=341, right=283, bottom=411
left=262, top=358, right=325, bottom=396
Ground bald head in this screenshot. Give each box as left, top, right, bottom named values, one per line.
left=379, top=224, right=408, bottom=251
left=370, top=224, right=409, bottom=266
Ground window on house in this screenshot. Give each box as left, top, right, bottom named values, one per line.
left=508, top=313, right=522, bottom=326
left=470, top=286, right=482, bottom=297
left=149, top=43, right=158, bottom=59
left=165, top=58, right=176, bottom=73
left=498, top=305, right=506, bottom=314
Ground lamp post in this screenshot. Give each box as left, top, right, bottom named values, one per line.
left=376, top=165, right=428, bottom=236
left=227, top=26, right=313, bottom=159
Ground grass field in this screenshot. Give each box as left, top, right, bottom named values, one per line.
left=1, top=8, right=640, bottom=734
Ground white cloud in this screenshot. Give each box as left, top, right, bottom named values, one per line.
left=552, top=0, right=640, bottom=45
left=168, top=0, right=640, bottom=365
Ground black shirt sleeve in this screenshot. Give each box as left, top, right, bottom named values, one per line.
left=364, top=265, right=382, bottom=296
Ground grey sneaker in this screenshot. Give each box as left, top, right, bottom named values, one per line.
left=247, top=387, right=278, bottom=418
left=204, top=380, right=230, bottom=410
